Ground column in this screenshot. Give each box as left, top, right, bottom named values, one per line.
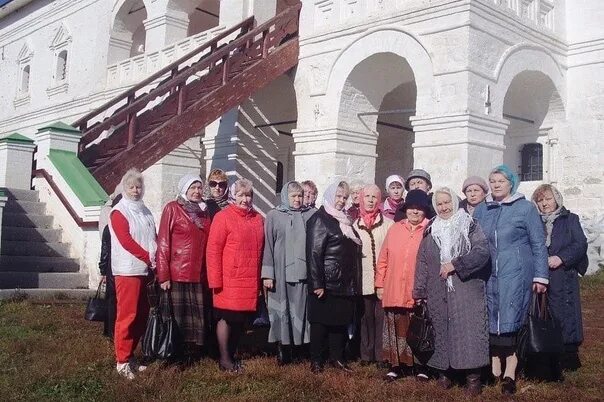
left=34, top=121, right=81, bottom=170
left=410, top=113, right=509, bottom=193
left=0, top=133, right=36, bottom=190
left=143, top=9, right=189, bottom=53
left=219, top=0, right=277, bottom=27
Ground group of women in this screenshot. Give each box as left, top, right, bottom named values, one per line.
left=98, top=164, right=588, bottom=397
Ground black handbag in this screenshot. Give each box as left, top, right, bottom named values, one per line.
left=517, top=293, right=564, bottom=359
left=142, top=306, right=163, bottom=359
left=84, top=282, right=107, bottom=322
left=156, top=291, right=182, bottom=359
left=406, top=302, right=435, bottom=355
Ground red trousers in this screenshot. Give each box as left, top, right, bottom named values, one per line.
left=114, top=276, right=149, bottom=363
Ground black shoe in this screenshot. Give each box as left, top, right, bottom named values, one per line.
left=277, top=344, right=292, bottom=366
left=329, top=360, right=353, bottom=373
left=310, top=360, right=324, bottom=374
left=384, top=370, right=400, bottom=382
left=465, top=373, right=482, bottom=396
left=501, top=377, right=516, bottom=395
left=437, top=373, right=453, bottom=390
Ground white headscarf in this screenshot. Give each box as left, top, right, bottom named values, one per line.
left=322, top=182, right=361, bottom=245
left=178, top=173, right=207, bottom=210
left=430, top=187, right=473, bottom=292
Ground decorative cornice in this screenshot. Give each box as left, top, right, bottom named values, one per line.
left=49, top=22, right=72, bottom=51
left=17, top=41, right=33, bottom=63
left=46, top=81, right=69, bottom=97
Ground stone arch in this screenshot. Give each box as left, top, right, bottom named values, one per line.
left=492, top=43, right=565, bottom=118
left=108, top=0, right=149, bottom=64
left=168, top=0, right=220, bottom=36
left=325, top=27, right=434, bottom=127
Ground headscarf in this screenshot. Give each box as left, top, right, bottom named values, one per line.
left=359, top=184, right=382, bottom=229
left=430, top=187, right=473, bottom=292
left=203, top=177, right=230, bottom=209
left=177, top=174, right=207, bottom=229
left=323, top=182, right=362, bottom=245
left=532, top=184, right=564, bottom=247
left=228, top=181, right=254, bottom=211
left=276, top=181, right=310, bottom=281
left=383, top=174, right=405, bottom=213
left=490, top=164, right=519, bottom=195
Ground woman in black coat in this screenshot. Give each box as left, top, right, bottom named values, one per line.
left=306, top=181, right=362, bottom=374
left=532, top=184, right=588, bottom=375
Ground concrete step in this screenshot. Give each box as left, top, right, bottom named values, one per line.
left=0, top=288, right=95, bottom=301
left=1, top=188, right=39, bottom=202
left=4, top=199, right=46, bottom=215
left=0, top=240, right=71, bottom=257
left=0, top=256, right=80, bottom=272
left=2, top=213, right=53, bottom=229
left=1, top=226, right=62, bottom=242
left=0, top=272, right=88, bottom=289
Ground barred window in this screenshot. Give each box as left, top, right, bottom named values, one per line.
left=520, top=143, right=543, bottom=181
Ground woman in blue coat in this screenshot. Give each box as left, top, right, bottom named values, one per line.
left=532, top=184, right=588, bottom=373
left=473, top=165, right=549, bottom=395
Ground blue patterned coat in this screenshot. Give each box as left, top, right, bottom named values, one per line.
left=473, top=193, right=549, bottom=335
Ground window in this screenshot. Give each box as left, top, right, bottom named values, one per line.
left=275, top=161, right=284, bottom=193
left=20, top=65, right=31, bottom=93
left=520, top=143, right=543, bottom=181
left=56, top=50, right=67, bottom=81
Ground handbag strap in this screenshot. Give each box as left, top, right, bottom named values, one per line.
left=95, top=281, right=104, bottom=299
left=161, top=290, right=174, bottom=317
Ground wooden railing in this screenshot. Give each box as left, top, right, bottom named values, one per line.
left=75, top=3, right=301, bottom=154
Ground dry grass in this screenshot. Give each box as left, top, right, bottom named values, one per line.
left=1, top=271, right=603, bottom=402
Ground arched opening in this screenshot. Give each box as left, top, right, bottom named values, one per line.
left=187, top=0, right=220, bottom=36
left=56, top=50, right=68, bottom=81
left=502, top=70, right=564, bottom=187
left=20, top=65, right=30, bottom=93
left=337, top=52, right=418, bottom=187
left=108, top=0, right=147, bottom=64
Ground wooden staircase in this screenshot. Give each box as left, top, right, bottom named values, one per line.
left=74, top=3, right=301, bottom=191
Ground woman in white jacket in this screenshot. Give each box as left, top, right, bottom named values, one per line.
left=109, top=169, right=157, bottom=380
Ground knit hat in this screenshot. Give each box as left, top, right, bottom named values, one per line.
left=405, top=169, right=432, bottom=191
left=462, top=176, right=489, bottom=194
left=490, top=164, right=519, bottom=194
left=385, top=174, right=404, bottom=190
left=401, top=189, right=431, bottom=214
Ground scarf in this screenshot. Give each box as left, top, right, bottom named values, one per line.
left=430, top=188, right=473, bottom=292
left=382, top=196, right=403, bottom=214
left=177, top=196, right=207, bottom=229
left=535, top=186, right=564, bottom=247
left=323, top=182, right=362, bottom=245
left=203, top=181, right=230, bottom=209
left=359, top=184, right=382, bottom=229
left=276, top=181, right=311, bottom=282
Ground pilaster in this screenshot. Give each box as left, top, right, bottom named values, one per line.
left=143, top=9, right=189, bottom=53
left=0, top=133, right=36, bottom=190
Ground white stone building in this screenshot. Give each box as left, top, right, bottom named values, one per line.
left=0, top=0, right=603, bottom=288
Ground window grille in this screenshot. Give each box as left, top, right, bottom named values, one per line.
left=520, top=143, right=543, bottom=181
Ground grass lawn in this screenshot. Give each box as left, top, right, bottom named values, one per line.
left=1, top=271, right=603, bottom=402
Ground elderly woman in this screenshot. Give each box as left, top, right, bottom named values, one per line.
left=346, top=180, right=364, bottom=221
left=109, top=169, right=157, bottom=380
left=459, top=176, right=489, bottom=216
left=205, top=168, right=229, bottom=219
left=206, top=179, right=264, bottom=372
left=353, top=184, right=393, bottom=367
left=532, top=184, right=588, bottom=375
left=414, top=187, right=490, bottom=395
left=262, top=181, right=316, bottom=364
left=381, top=175, right=405, bottom=220
left=306, top=181, right=362, bottom=374
left=156, top=174, right=212, bottom=364
left=473, top=165, right=549, bottom=395
left=301, top=180, right=318, bottom=209
left=393, top=169, right=435, bottom=222
left=375, top=189, right=431, bottom=381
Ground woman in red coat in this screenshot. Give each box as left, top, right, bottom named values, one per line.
left=156, top=174, right=211, bottom=364
left=206, top=178, right=264, bottom=372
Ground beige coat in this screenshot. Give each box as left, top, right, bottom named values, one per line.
left=353, top=214, right=393, bottom=295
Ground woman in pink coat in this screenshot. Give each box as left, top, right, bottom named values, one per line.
left=206, top=179, right=264, bottom=372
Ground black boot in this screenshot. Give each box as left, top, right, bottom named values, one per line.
left=277, top=343, right=293, bottom=366
left=465, top=372, right=482, bottom=396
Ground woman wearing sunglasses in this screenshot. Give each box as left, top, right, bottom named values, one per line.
left=205, top=169, right=230, bottom=219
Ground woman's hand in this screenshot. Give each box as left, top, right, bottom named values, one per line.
left=439, top=262, right=455, bottom=279
left=376, top=288, right=384, bottom=300
left=532, top=282, right=547, bottom=294
left=548, top=256, right=563, bottom=269
left=263, top=279, right=274, bottom=289
left=160, top=280, right=171, bottom=291
left=313, top=288, right=325, bottom=298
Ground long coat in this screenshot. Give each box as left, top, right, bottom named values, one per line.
left=546, top=208, right=588, bottom=346
left=414, top=222, right=491, bottom=370
left=261, top=207, right=316, bottom=344
left=473, top=193, right=549, bottom=334
left=206, top=205, right=264, bottom=311
left=353, top=214, right=393, bottom=295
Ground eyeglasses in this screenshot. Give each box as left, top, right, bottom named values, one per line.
left=209, top=180, right=228, bottom=189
